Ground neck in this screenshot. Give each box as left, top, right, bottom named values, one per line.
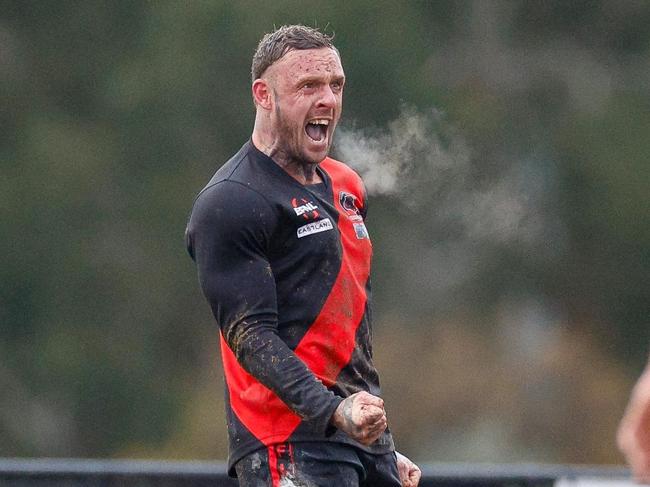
left=252, top=127, right=323, bottom=186
left=274, top=155, right=322, bottom=185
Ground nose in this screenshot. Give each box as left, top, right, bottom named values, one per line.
left=316, top=84, right=338, bottom=109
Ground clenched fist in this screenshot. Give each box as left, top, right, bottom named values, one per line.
left=396, top=451, right=421, bottom=487
left=330, top=391, right=387, bottom=445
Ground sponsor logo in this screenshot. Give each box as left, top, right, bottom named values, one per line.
left=292, top=198, right=320, bottom=220
left=297, top=218, right=333, bottom=238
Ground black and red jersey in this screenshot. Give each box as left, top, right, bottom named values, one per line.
left=185, top=141, right=394, bottom=473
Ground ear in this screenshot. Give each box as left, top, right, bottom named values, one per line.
left=252, top=79, right=273, bottom=110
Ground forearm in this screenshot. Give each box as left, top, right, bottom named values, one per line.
left=226, top=321, right=342, bottom=432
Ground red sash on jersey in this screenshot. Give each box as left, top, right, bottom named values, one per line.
left=220, top=157, right=372, bottom=444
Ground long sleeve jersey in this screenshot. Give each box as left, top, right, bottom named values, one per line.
left=185, top=141, right=394, bottom=473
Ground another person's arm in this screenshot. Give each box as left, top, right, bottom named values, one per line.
left=618, top=355, right=650, bottom=483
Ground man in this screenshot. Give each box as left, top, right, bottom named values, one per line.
left=186, top=25, right=420, bottom=486
left=618, top=355, right=650, bottom=483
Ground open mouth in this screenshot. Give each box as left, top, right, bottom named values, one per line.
left=305, top=119, right=329, bottom=143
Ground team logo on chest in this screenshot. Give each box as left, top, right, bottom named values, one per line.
left=339, top=191, right=369, bottom=239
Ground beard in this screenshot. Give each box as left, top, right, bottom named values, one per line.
left=273, top=102, right=334, bottom=166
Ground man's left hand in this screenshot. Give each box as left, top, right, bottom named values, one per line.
left=396, top=451, right=421, bottom=487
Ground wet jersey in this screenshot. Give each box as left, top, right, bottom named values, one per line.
left=185, top=141, right=394, bottom=474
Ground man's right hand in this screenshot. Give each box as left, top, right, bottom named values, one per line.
left=330, top=391, right=387, bottom=445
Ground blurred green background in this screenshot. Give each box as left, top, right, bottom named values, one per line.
left=1, top=0, right=648, bottom=466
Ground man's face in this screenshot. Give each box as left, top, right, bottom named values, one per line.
left=265, top=48, right=345, bottom=165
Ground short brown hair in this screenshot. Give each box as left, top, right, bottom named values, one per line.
left=251, top=25, right=338, bottom=81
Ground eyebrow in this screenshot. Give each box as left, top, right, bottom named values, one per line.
left=294, top=73, right=346, bottom=86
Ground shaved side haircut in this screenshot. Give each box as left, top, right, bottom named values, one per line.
left=251, top=25, right=339, bottom=81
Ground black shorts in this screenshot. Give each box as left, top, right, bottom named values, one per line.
left=234, top=442, right=400, bottom=487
